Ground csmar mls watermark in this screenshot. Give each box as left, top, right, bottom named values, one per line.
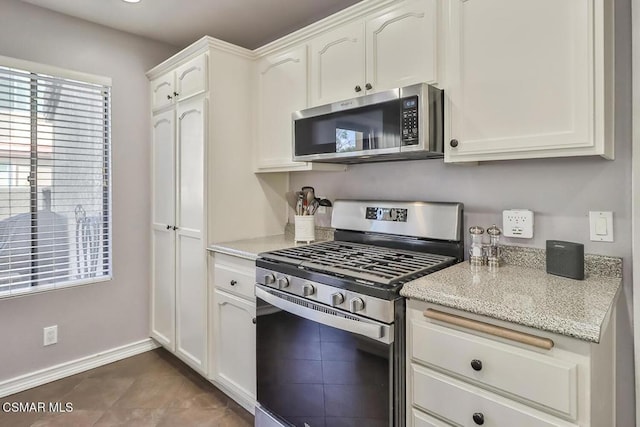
left=2, top=401, right=73, bottom=413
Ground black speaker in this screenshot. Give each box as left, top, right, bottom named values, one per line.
left=546, top=240, right=584, bottom=280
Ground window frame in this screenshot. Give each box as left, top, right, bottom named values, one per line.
left=0, top=55, right=113, bottom=299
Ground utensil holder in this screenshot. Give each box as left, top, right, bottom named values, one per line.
left=294, top=215, right=315, bottom=243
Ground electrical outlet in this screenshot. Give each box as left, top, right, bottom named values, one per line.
left=43, top=325, right=57, bottom=346
left=503, top=209, right=534, bottom=238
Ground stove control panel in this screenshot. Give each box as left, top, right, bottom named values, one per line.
left=256, top=267, right=395, bottom=324
left=366, top=207, right=408, bottom=222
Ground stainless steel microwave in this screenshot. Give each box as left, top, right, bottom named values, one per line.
left=292, top=83, right=443, bottom=164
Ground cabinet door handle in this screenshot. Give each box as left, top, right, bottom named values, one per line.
left=166, top=224, right=171, bottom=230
left=354, top=85, right=362, bottom=92
left=424, top=309, right=554, bottom=350
left=172, top=226, right=178, bottom=231
left=252, top=317, right=257, bottom=324
left=230, top=280, right=237, bottom=286
left=473, top=412, right=485, bottom=425
left=470, top=359, right=483, bottom=371
left=166, top=94, right=173, bottom=100
left=365, top=83, right=373, bottom=90
left=173, top=91, right=179, bottom=97
left=450, top=139, right=459, bottom=148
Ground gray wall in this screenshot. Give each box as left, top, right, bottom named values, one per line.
left=291, top=0, right=635, bottom=424
left=0, top=1, right=178, bottom=380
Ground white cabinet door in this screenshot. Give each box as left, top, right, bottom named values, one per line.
left=213, top=289, right=256, bottom=404
left=175, top=97, right=207, bottom=374
left=256, top=46, right=308, bottom=170
left=175, top=54, right=207, bottom=102
left=151, top=71, right=174, bottom=111
left=445, top=0, right=610, bottom=162
left=310, top=21, right=365, bottom=106
left=150, top=111, right=176, bottom=350
left=365, top=0, right=438, bottom=93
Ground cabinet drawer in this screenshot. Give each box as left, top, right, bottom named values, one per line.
left=412, top=365, right=576, bottom=427
left=410, top=319, right=577, bottom=418
left=412, top=408, right=452, bottom=427
left=214, top=264, right=255, bottom=300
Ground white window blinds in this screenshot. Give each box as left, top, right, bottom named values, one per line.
left=0, top=61, right=111, bottom=297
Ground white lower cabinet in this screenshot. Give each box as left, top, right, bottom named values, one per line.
left=407, top=300, right=615, bottom=427
left=209, top=252, right=257, bottom=413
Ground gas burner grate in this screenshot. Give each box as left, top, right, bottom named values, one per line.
left=260, top=241, right=455, bottom=285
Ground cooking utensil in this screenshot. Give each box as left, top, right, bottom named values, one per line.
left=318, top=198, right=332, bottom=207
left=308, top=199, right=319, bottom=215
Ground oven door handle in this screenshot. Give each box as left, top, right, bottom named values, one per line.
left=256, top=286, right=393, bottom=344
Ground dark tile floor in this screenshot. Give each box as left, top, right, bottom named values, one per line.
left=0, top=348, right=254, bottom=427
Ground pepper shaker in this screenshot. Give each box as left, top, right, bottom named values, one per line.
left=486, top=224, right=502, bottom=269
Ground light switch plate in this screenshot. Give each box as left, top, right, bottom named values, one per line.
left=503, top=209, right=534, bottom=238
left=589, top=211, right=613, bottom=242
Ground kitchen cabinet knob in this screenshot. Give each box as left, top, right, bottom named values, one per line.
left=354, top=85, right=362, bottom=92
left=173, top=91, right=179, bottom=97
left=473, top=413, right=484, bottom=425
left=450, top=139, right=459, bottom=148
left=166, top=225, right=171, bottom=230
left=252, top=317, right=257, bottom=324
left=166, top=95, right=172, bottom=100
left=172, top=226, right=178, bottom=230
left=365, top=83, right=372, bottom=90
left=230, top=280, right=237, bottom=286
left=470, top=359, right=483, bottom=371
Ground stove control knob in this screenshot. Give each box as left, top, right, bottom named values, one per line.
left=276, top=277, right=289, bottom=289
left=330, top=292, right=345, bottom=306
left=349, top=297, right=365, bottom=313
left=302, top=283, right=316, bottom=297
left=264, top=274, right=276, bottom=287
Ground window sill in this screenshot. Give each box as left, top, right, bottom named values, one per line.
left=0, top=275, right=113, bottom=300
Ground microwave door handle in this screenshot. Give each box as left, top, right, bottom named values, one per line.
left=255, top=286, right=391, bottom=344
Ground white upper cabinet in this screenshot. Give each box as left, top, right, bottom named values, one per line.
left=310, top=21, right=366, bottom=106
left=174, top=54, right=207, bottom=101
left=151, top=71, right=175, bottom=111
left=255, top=46, right=348, bottom=172
left=444, top=0, right=613, bottom=162
left=151, top=54, right=207, bottom=111
left=256, top=46, right=309, bottom=170
left=310, top=0, right=438, bottom=107
left=365, top=0, right=438, bottom=92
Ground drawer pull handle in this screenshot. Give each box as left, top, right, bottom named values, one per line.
left=473, top=412, right=485, bottom=425
left=424, top=309, right=554, bottom=350
left=470, top=359, right=483, bottom=371
left=230, top=280, right=237, bottom=286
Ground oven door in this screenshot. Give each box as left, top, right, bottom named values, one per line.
left=255, top=285, right=394, bottom=427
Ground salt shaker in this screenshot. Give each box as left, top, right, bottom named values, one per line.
left=486, top=224, right=502, bottom=269
left=469, top=226, right=485, bottom=266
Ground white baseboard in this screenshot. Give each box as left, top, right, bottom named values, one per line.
left=0, top=338, right=159, bottom=398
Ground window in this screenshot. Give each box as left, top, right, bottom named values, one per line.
left=0, top=56, right=111, bottom=297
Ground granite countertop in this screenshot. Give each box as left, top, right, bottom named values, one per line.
left=208, top=234, right=296, bottom=260
left=400, top=262, right=622, bottom=343
left=207, top=234, right=327, bottom=260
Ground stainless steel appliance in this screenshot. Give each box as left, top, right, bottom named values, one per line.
left=292, top=83, right=443, bottom=164
left=255, top=200, right=464, bottom=427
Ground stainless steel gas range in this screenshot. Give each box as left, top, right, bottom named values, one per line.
left=255, top=200, right=464, bottom=427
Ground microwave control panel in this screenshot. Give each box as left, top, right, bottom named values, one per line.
left=401, top=96, right=419, bottom=145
